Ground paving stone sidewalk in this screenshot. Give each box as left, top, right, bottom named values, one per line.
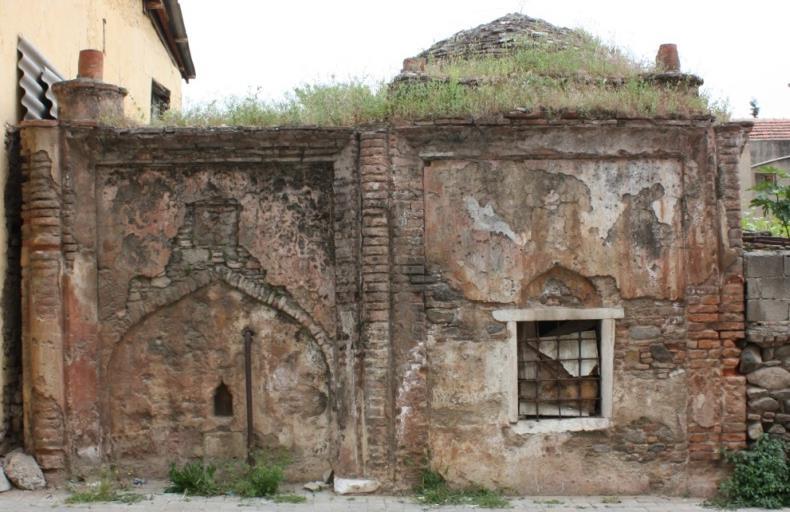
left=0, top=483, right=785, bottom=512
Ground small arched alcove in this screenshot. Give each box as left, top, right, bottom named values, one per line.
left=213, top=382, right=233, bottom=417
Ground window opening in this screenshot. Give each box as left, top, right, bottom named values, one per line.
left=150, top=80, right=170, bottom=119
left=213, top=382, right=233, bottom=417
left=517, top=319, right=601, bottom=419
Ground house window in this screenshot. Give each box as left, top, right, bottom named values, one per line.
left=492, top=307, right=623, bottom=433
left=755, top=171, right=777, bottom=186
left=151, top=80, right=170, bottom=119
left=517, top=320, right=601, bottom=419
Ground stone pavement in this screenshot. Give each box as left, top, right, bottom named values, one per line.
left=0, top=483, right=785, bottom=512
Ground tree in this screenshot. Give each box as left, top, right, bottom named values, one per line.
left=751, top=166, right=790, bottom=238
left=750, top=98, right=760, bottom=118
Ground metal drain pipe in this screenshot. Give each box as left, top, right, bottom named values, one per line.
left=242, top=326, right=255, bottom=466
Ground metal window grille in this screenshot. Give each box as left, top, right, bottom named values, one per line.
left=517, top=320, right=601, bottom=419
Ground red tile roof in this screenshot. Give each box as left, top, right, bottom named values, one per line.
left=751, top=119, right=790, bottom=140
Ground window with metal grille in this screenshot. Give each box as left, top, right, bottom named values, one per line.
left=517, top=319, right=601, bottom=419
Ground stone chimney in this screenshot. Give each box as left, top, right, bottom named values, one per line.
left=51, top=49, right=127, bottom=124
left=655, top=43, right=680, bottom=72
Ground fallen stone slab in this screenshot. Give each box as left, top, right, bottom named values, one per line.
left=0, top=466, right=10, bottom=492
left=334, top=477, right=380, bottom=494
left=4, top=451, right=46, bottom=490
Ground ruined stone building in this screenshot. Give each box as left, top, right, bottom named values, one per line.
left=10, top=14, right=757, bottom=496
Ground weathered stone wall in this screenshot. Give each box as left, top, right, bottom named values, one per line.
left=742, top=250, right=790, bottom=440
left=16, top=115, right=751, bottom=496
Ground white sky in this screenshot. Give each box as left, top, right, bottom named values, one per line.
left=180, top=0, right=789, bottom=119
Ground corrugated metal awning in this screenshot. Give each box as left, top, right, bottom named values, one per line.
left=17, top=36, right=65, bottom=120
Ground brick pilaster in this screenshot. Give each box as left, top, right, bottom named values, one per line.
left=358, top=131, right=393, bottom=478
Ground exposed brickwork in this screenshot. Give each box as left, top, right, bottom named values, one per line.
left=20, top=128, right=66, bottom=472
left=358, top=131, right=394, bottom=479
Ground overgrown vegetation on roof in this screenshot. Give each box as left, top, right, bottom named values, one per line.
left=159, top=33, right=730, bottom=128
left=425, top=32, right=647, bottom=80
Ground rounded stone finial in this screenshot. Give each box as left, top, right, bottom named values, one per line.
left=655, top=44, right=680, bottom=72
left=77, top=49, right=104, bottom=80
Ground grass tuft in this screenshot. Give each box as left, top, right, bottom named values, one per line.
left=272, top=494, right=308, bottom=503
left=414, top=468, right=509, bottom=508
left=65, top=472, right=143, bottom=504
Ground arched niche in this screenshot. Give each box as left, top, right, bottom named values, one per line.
left=106, top=281, right=331, bottom=480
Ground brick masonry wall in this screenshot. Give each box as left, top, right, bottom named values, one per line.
left=13, top=117, right=752, bottom=496
left=742, top=250, right=790, bottom=440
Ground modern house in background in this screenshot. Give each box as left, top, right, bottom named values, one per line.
left=740, top=119, right=790, bottom=213
left=0, top=0, right=195, bottom=450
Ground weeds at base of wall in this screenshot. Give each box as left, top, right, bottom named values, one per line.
left=414, top=467, right=510, bottom=509
left=705, top=436, right=790, bottom=509
left=166, top=450, right=293, bottom=500
left=65, top=470, right=144, bottom=504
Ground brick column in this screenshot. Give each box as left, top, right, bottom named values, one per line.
left=358, top=131, right=393, bottom=479
left=716, top=124, right=751, bottom=451
left=20, top=123, right=66, bottom=471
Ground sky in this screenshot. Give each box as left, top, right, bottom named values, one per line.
left=179, top=0, right=789, bottom=119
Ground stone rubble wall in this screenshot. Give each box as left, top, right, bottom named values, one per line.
left=742, top=250, right=790, bottom=440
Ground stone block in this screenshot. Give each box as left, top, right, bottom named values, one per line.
left=334, top=478, right=380, bottom=494
left=629, top=325, right=661, bottom=340
left=758, top=277, right=790, bottom=299
left=745, top=253, right=784, bottom=278
left=740, top=345, right=762, bottom=373
left=749, top=396, right=779, bottom=412
left=745, top=279, right=761, bottom=299
left=747, top=367, right=790, bottom=390
left=747, top=299, right=790, bottom=322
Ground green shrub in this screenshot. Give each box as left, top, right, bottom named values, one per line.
left=167, top=461, right=220, bottom=496
left=233, top=459, right=284, bottom=498
left=167, top=451, right=288, bottom=499
left=415, top=468, right=509, bottom=508
left=712, top=436, right=790, bottom=509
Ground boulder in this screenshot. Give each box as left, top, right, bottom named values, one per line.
left=649, top=344, right=673, bottom=362
left=740, top=345, right=762, bottom=374
left=746, top=386, right=768, bottom=400
left=749, top=396, right=780, bottom=413
left=334, top=478, right=380, bottom=495
left=747, top=422, right=764, bottom=440
left=746, top=367, right=790, bottom=390
left=4, top=451, right=46, bottom=490
left=768, top=424, right=787, bottom=435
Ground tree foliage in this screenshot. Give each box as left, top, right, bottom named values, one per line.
left=750, top=166, right=790, bottom=238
